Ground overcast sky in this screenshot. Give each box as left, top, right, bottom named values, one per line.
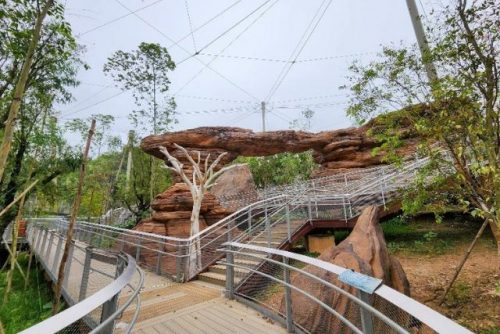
left=58, top=0, right=436, bottom=145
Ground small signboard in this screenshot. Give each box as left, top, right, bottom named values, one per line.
left=338, top=269, right=383, bottom=294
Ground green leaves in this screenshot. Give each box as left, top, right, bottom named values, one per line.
left=103, top=42, right=176, bottom=135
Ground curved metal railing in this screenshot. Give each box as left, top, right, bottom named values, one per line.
left=19, top=220, right=144, bottom=334
left=220, top=242, right=472, bottom=334
left=18, top=152, right=442, bottom=283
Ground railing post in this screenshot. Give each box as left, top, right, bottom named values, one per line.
left=135, top=238, right=142, bottom=263
left=265, top=205, right=271, bottom=248
left=155, top=245, right=163, bottom=275
left=38, top=228, right=49, bottom=258
left=52, top=233, right=64, bottom=275
left=342, top=196, right=348, bottom=224
left=63, top=240, right=75, bottom=289
left=283, top=256, right=294, bottom=333
left=45, top=230, right=54, bottom=259
left=100, top=255, right=125, bottom=334
left=358, top=291, right=374, bottom=334
left=225, top=244, right=234, bottom=300
left=312, top=180, right=319, bottom=218
left=79, top=246, right=93, bottom=301
left=307, top=198, right=313, bottom=224
left=175, top=240, right=186, bottom=283
left=286, top=204, right=291, bottom=243
left=227, top=219, right=233, bottom=242
left=380, top=169, right=387, bottom=208
left=247, top=208, right=252, bottom=233
left=35, top=226, right=44, bottom=253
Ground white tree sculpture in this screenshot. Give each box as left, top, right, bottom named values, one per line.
left=159, top=143, right=241, bottom=278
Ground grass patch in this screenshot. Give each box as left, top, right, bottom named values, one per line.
left=0, top=253, right=54, bottom=334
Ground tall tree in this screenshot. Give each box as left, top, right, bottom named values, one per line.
left=0, top=0, right=56, bottom=183
left=343, top=0, right=499, bottom=248
left=104, top=42, right=176, bottom=203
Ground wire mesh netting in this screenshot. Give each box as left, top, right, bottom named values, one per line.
left=25, top=224, right=143, bottom=333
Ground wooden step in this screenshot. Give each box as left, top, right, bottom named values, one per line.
left=198, top=271, right=241, bottom=286
left=209, top=264, right=250, bottom=275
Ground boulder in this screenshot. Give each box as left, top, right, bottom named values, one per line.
left=280, top=206, right=411, bottom=333
left=134, top=183, right=232, bottom=239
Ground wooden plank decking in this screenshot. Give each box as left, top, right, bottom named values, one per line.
left=117, top=276, right=287, bottom=334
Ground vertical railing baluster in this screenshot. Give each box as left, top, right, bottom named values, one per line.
left=359, top=291, right=374, bottom=334
left=265, top=205, right=271, bottom=248
left=79, top=246, right=93, bottom=301
left=286, top=204, right=291, bottom=243
left=63, top=240, right=75, bottom=289
left=225, top=244, right=234, bottom=300
left=283, top=256, right=294, bottom=333
left=100, top=255, right=125, bottom=334
left=247, top=208, right=252, bottom=233
left=52, top=234, right=63, bottom=275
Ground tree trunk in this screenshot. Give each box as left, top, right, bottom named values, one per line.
left=3, top=192, right=28, bottom=303
left=188, top=193, right=203, bottom=278
left=53, top=119, right=95, bottom=314
left=0, top=0, right=54, bottom=183
left=439, top=218, right=490, bottom=305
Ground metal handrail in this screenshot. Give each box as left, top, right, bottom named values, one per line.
left=21, top=223, right=144, bottom=334
left=221, top=241, right=473, bottom=334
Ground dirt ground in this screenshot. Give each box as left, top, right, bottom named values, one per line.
left=394, top=223, right=500, bottom=333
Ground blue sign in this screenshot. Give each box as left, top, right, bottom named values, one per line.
left=338, top=269, right=383, bottom=294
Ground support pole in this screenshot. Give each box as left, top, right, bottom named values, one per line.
left=225, top=245, right=234, bottom=300
left=405, top=0, right=438, bottom=83
left=283, top=257, right=294, bottom=333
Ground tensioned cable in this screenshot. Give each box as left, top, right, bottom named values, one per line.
left=197, top=51, right=377, bottom=63
left=67, top=85, right=111, bottom=109
left=113, top=0, right=260, bottom=102
left=60, top=91, right=125, bottom=119
left=184, top=0, right=197, bottom=53
left=264, top=0, right=330, bottom=101
left=265, top=0, right=333, bottom=102
left=166, top=0, right=242, bottom=51
left=78, top=0, right=165, bottom=36
left=176, top=0, right=273, bottom=66
left=270, top=93, right=347, bottom=104
left=173, top=0, right=280, bottom=96
left=175, top=94, right=255, bottom=104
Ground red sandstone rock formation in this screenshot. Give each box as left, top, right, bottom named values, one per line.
left=280, top=206, right=411, bottom=333
left=140, top=123, right=417, bottom=176
left=210, top=164, right=258, bottom=209
left=134, top=183, right=232, bottom=238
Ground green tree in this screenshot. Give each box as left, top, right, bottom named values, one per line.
left=342, top=0, right=499, bottom=248
left=237, top=152, right=318, bottom=188
left=103, top=42, right=176, bottom=135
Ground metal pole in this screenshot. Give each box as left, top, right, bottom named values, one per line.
left=359, top=291, right=374, bottom=334
left=135, top=239, right=141, bottom=263
left=261, top=101, right=266, bottom=132
left=225, top=245, right=234, bottom=300
left=52, top=234, right=64, bottom=275
left=100, top=256, right=125, bottom=334
left=63, top=240, right=74, bottom=289
left=283, top=257, right=294, bottom=333
left=247, top=208, right=252, bottom=233
left=265, top=205, right=271, bottom=248
left=286, top=204, right=291, bottom=243
left=405, top=0, right=438, bottom=83
left=79, top=246, right=93, bottom=301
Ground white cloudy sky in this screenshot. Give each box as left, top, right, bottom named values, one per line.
left=58, top=0, right=438, bottom=144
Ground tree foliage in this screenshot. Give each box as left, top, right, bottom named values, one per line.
left=103, top=42, right=176, bottom=135
left=342, top=0, right=499, bottom=245
left=237, top=152, right=318, bottom=188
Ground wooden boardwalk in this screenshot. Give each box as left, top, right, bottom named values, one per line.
left=117, top=274, right=287, bottom=334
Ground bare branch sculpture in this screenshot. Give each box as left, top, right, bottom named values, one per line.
left=159, top=143, right=242, bottom=277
